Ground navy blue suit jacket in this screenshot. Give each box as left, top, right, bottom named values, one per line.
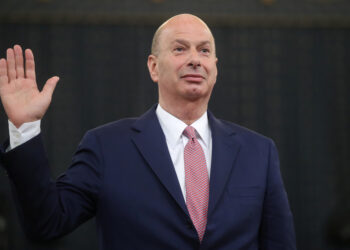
left=1, top=106, right=296, bottom=249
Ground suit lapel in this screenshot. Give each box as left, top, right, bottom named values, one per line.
left=131, top=106, right=189, bottom=217
left=130, top=107, right=241, bottom=220
left=207, top=112, right=241, bottom=218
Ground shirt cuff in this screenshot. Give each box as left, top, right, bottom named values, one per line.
left=8, top=120, right=41, bottom=151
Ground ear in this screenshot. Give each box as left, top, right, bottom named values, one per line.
left=147, top=54, right=159, bottom=83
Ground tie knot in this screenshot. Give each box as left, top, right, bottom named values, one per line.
left=183, top=126, right=197, bottom=140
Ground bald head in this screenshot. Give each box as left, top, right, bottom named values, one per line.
left=151, top=14, right=215, bottom=56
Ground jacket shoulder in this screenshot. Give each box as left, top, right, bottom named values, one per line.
left=218, top=119, right=274, bottom=145
left=85, top=117, right=138, bottom=139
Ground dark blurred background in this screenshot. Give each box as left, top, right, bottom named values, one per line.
left=0, top=0, right=349, bottom=249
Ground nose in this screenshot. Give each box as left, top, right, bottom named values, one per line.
left=187, top=50, right=201, bottom=69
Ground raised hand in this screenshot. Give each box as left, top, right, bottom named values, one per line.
left=0, top=45, right=59, bottom=128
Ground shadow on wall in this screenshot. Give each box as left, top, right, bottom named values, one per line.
left=0, top=194, right=9, bottom=249
left=327, top=210, right=350, bottom=248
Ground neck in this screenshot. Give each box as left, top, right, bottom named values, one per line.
left=159, top=98, right=208, bottom=125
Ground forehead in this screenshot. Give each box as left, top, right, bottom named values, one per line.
left=159, top=18, right=214, bottom=46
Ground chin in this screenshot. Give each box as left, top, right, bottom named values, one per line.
left=182, top=89, right=207, bottom=101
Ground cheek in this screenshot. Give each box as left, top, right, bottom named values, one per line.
left=205, top=63, right=217, bottom=77
left=213, top=67, right=218, bottom=79
left=159, top=61, right=182, bottom=79
left=207, top=66, right=218, bottom=87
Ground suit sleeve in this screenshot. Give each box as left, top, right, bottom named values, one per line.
left=259, top=140, right=297, bottom=249
left=0, top=131, right=103, bottom=241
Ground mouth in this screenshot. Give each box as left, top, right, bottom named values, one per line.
left=181, top=74, right=205, bottom=83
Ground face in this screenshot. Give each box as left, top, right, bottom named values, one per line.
left=148, top=16, right=218, bottom=104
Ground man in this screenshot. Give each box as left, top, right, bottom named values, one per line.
left=0, top=14, right=296, bottom=249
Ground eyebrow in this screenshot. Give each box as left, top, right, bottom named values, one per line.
left=172, top=39, right=212, bottom=47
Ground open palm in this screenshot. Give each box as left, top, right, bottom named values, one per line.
left=0, top=45, right=59, bottom=128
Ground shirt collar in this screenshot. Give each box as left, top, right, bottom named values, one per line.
left=191, top=111, right=211, bottom=147
left=156, top=104, right=210, bottom=149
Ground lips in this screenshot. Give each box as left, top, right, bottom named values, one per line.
left=181, top=74, right=205, bottom=83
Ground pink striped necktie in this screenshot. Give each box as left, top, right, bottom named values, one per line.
left=183, top=126, right=209, bottom=242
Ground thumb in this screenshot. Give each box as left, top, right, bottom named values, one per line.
left=42, top=76, right=59, bottom=98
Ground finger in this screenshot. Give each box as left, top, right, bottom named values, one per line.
left=6, top=48, right=16, bottom=81
left=0, top=58, right=7, bottom=78
left=14, top=45, right=24, bottom=78
left=42, top=76, right=59, bottom=98
left=0, top=59, right=9, bottom=89
left=25, top=49, right=36, bottom=81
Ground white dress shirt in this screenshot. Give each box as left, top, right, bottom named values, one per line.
left=8, top=120, right=41, bottom=150
left=8, top=105, right=213, bottom=200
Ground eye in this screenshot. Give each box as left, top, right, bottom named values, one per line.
left=174, top=47, right=184, bottom=52
left=201, top=48, right=210, bottom=54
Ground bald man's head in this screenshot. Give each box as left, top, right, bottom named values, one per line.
left=151, top=14, right=215, bottom=56
left=147, top=13, right=218, bottom=110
